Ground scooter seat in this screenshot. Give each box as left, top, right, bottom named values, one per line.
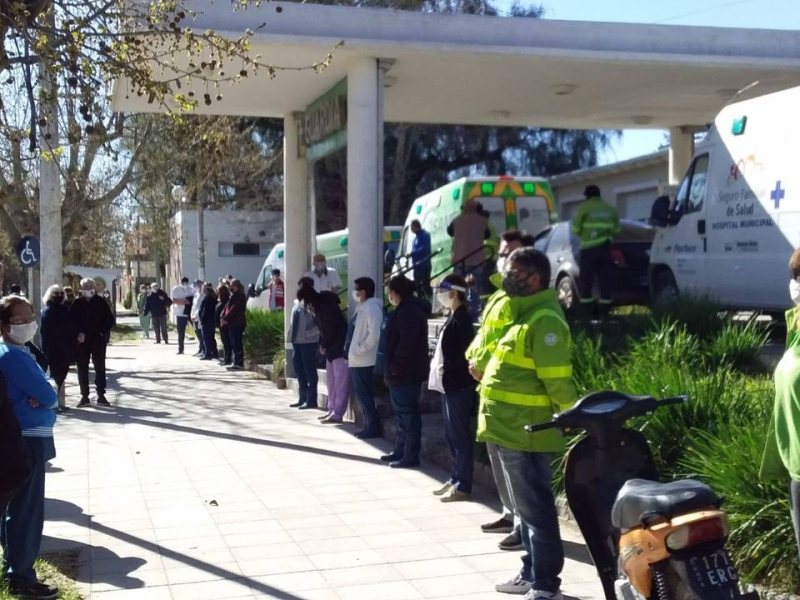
left=611, top=479, right=720, bottom=531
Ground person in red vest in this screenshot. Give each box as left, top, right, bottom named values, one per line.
left=267, top=269, right=285, bottom=311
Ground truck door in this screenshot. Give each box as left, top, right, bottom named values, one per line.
left=670, top=154, right=710, bottom=297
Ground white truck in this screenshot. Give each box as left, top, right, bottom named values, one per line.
left=649, top=86, right=799, bottom=313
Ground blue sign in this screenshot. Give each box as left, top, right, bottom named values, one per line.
left=16, top=236, right=40, bottom=268
left=771, top=180, right=786, bottom=209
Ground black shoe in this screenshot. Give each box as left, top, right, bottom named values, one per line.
left=227, top=365, right=243, bottom=371
left=164, top=341, right=169, bottom=344
left=390, top=459, right=420, bottom=469
left=57, top=406, right=70, bottom=413
left=355, top=428, right=382, bottom=440
left=298, top=403, right=317, bottom=410
left=155, top=341, right=161, bottom=345
left=97, top=397, right=111, bottom=407
left=380, top=452, right=402, bottom=463
left=481, top=517, right=515, bottom=534
left=499, top=529, right=524, bottom=551
left=177, top=350, right=184, bottom=355
left=76, top=398, right=90, bottom=407
left=289, top=402, right=303, bottom=408
left=193, top=352, right=203, bottom=357
left=200, top=357, right=213, bottom=361
left=8, top=580, right=59, bottom=599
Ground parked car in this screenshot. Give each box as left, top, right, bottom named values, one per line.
left=532, top=220, right=655, bottom=309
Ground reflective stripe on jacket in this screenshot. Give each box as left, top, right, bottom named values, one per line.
left=571, top=196, right=621, bottom=250
left=465, top=274, right=514, bottom=375
left=476, top=288, right=577, bottom=453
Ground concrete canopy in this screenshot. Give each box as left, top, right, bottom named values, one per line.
left=113, top=1, right=800, bottom=130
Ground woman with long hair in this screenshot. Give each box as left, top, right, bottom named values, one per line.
left=216, top=284, right=232, bottom=366
left=200, top=283, right=219, bottom=361
left=289, top=277, right=320, bottom=410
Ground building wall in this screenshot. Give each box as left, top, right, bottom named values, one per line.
left=551, top=158, right=669, bottom=222
left=169, top=210, right=283, bottom=289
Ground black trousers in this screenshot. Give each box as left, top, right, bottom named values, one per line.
left=49, top=360, right=70, bottom=391
left=202, top=324, right=218, bottom=359
left=76, top=335, right=107, bottom=399
left=578, top=244, right=613, bottom=303
left=220, top=326, right=232, bottom=364
left=228, top=326, right=245, bottom=367
left=176, top=317, right=189, bottom=353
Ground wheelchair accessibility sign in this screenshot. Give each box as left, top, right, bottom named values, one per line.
left=16, top=236, right=40, bottom=268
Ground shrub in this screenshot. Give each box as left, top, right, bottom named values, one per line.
left=703, top=317, right=769, bottom=372
left=272, top=348, right=286, bottom=384
left=243, top=309, right=284, bottom=367
left=680, top=426, right=800, bottom=592
left=652, top=294, right=725, bottom=339
left=123, top=290, right=133, bottom=310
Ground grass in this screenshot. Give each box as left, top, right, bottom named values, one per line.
left=243, top=309, right=284, bottom=368
left=0, top=555, right=82, bottom=600
left=109, top=324, right=140, bottom=343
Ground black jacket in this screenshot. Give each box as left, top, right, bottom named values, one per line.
left=440, top=305, right=476, bottom=394
left=215, top=301, right=227, bottom=329
left=222, top=291, right=247, bottom=329
left=314, top=292, right=348, bottom=362
left=143, top=290, right=171, bottom=318
left=199, top=294, right=217, bottom=328
left=69, top=294, right=116, bottom=340
left=41, top=302, right=77, bottom=366
left=0, top=372, right=31, bottom=496
left=384, top=296, right=432, bottom=387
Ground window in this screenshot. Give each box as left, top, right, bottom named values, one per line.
left=218, top=242, right=270, bottom=257
left=548, top=225, right=571, bottom=254
left=673, top=154, right=709, bottom=215
left=532, top=228, right=553, bottom=253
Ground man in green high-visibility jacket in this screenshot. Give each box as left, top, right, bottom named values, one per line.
left=477, top=247, right=577, bottom=599
left=571, top=184, right=621, bottom=315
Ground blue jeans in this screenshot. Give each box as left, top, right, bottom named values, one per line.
left=389, top=384, right=422, bottom=462
left=442, top=388, right=476, bottom=493
left=202, top=323, right=218, bottom=359
left=350, top=367, right=378, bottom=430
left=176, top=317, right=189, bottom=353
left=195, top=321, right=206, bottom=355
left=2, top=437, right=56, bottom=584
left=293, top=343, right=319, bottom=408
left=496, top=446, right=564, bottom=591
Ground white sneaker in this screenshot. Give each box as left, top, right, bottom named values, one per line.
left=524, top=590, right=564, bottom=600
left=495, top=574, right=532, bottom=595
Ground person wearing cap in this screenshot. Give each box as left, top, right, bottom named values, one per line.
left=571, top=184, right=621, bottom=316
left=305, top=254, right=342, bottom=294
left=429, top=274, right=476, bottom=502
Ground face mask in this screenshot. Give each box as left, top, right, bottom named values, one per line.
left=82, top=290, right=96, bottom=298
left=352, top=290, right=362, bottom=303
left=103, top=293, right=110, bottom=299
left=389, top=293, right=399, bottom=307
left=438, top=291, right=455, bottom=309
left=791, top=278, right=800, bottom=305
left=502, top=274, right=530, bottom=297
left=53, top=296, right=64, bottom=305
left=8, top=321, right=37, bottom=345
left=496, top=257, right=507, bottom=274
left=314, top=262, right=326, bottom=272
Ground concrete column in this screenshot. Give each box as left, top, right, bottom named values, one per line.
left=669, top=127, right=695, bottom=186
left=347, top=58, right=381, bottom=315
left=283, top=113, right=309, bottom=346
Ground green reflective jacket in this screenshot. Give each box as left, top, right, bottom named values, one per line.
left=761, top=306, right=800, bottom=481
left=476, top=288, right=577, bottom=453
left=571, top=196, right=621, bottom=250
left=466, top=273, right=513, bottom=374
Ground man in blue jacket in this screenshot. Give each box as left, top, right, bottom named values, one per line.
left=409, top=220, right=432, bottom=296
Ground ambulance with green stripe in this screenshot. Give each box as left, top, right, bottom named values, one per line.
left=249, top=227, right=402, bottom=310
left=396, top=176, right=558, bottom=282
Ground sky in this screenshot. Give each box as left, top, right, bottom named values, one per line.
left=491, top=0, right=800, bottom=164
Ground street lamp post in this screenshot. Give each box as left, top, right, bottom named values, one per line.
left=172, top=184, right=206, bottom=282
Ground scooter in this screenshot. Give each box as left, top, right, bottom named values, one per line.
left=525, top=391, right=758, bottom=600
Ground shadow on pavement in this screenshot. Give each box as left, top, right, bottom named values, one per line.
left=563, top=539, right=594, bottom=566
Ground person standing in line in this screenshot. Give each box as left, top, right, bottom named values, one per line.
left=429, top=275, right=476, bottom=503
left=101, top=289, right=113, bottom=309
left=136, top=284, right=151, bottom=340
left=289, top=277, right=320, bottom=410
left=347, top=277, right=383, bottom=439
left=305, top=254, right=342, bottom=294
left=171, top=276, right=195, bottom=355
left=381, top=275, right=431, bottom=469
left=191, top=280, right=206, bottom=358
left=143, top=283, right=171, bottom=345
left=267, top=269, right=285, bottom=312
left=70, top=279, right=115, bottom=407
left=409, top=220, right=432, bottom=297
left=215, top=284, right=232, bottom=366
left=570, top=184, right=621, bottom=317
left=40, top=285, right=76, bottom=413
left=63, top=286, right=76, bottom=307
left=468, top=230, right=532, bottom=551
left=481, top=248, right=576, bottom=600
left=0, top=294, right=60, bottom=600
left=199, top=283, right=219, bottom=361
left=298, top=284, right=349, bottom=423
left=0, top=372, right=31, bottom=526
left=221, top=279, right=247, bottom=371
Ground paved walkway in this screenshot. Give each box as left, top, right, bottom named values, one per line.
left=42, top=338, right=604, bottom=600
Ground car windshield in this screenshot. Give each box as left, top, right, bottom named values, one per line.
left=618, top=222, right=656, bottom=242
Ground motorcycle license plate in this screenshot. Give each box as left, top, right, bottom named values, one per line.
left=687, top=549, right=740, bottom=590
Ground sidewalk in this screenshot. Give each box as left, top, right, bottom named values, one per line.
left=43, top=339, right=604, bottom=600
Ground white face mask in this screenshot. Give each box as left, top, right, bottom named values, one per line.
left=389, top=293, right=399, bottom=307
left=791, top=278, right=800, bottom=305
left=438, top=291, right=455, bottom=309
left=352, top=290, right=362, bottom=303
left=8, top=321, right=37, bottom=345
left=314, top=262, right=326, bottom=272
left=82, top=289, right=96, bottom=298
left=496, top=257, right=507, bottom=275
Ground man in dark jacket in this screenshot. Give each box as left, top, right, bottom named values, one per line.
left=143, top=283, right=171, bottom=344
left=69, top=278, right=115, bottom=407
left=221, top=279, right=247, bottom=371
left=381, top=275, right=431, bottom=468
left=0, top=372, right=30, bottom=515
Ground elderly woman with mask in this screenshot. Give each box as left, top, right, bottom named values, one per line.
left=41, top=285, right=76, bottom=412
left=0, top=294, right=60, bottom=599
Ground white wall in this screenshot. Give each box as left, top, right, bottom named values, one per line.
left=170, top=210, right=283, bottom=289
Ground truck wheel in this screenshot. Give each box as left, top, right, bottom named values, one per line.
left=557, top=276, right=577, bottom=310
left=653, top=270, right=679, bottom=305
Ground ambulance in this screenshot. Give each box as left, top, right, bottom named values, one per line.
left=648, top=86, right=800, bottom=312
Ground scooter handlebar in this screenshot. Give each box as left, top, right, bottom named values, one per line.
left=524, top=422, right=557, bottom=433
left=655, top=395, right=688, bottom=408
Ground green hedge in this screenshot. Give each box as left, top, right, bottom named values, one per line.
left=243, top=309, right=284, bottom=368
left=568, top=304, right=799, bottom=592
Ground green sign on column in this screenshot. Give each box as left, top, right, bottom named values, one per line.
left=303, top=79, right=348, bottom=162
